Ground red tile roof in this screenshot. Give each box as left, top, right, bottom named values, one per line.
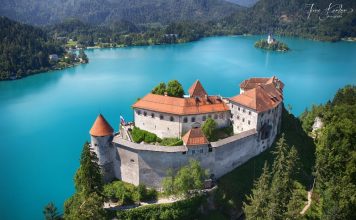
left=133, top=81, right=229, bottom=115
left=90, top=114, right=114, bottom=136
left=182, top=127, right=209, bottom=146
left=231, top=79, right=283, bottom=112
left=132, top=94, right=229, bottom=116
left=240, top=76, right=284, bottom=91
left=188, top=80, right=207, bottom=97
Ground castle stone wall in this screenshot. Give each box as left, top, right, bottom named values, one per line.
left=112, top=129, right=266, bottom=189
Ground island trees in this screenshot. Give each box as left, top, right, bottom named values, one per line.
left=254, top=39, right=289, bottom=52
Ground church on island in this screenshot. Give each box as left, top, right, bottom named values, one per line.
left=89, top=76, right=284, bottom=188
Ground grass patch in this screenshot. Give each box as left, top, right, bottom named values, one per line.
left=213, top=107, right=316, bottom=216
left=160, top=137, right=183, bottom=146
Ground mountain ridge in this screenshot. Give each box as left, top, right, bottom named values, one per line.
left=0, top=0, right=243, bottom=26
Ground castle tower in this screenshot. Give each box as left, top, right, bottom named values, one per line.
left=89, top=114, right=115, bottom=182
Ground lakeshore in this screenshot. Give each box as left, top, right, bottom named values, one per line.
left=0, top=36, right=355, bottom=219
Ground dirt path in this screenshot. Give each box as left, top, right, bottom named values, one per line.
left=300, top=191, right=312, bottom=215
left=300, top=179, right=315, bottom=215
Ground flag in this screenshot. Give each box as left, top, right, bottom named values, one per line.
left=120, top=115, right=126, bottom=125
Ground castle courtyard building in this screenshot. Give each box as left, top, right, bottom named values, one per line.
left=89, top=76, right=285, bottom=188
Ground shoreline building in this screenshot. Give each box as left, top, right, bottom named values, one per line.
left=89, top=76, right=284, bottom=188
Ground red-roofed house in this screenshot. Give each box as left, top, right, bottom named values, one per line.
left=229, top=76, right=283, bottom=149
left=132, top=81, right=231, bottom=138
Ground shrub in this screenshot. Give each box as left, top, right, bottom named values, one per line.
left=103, top=181, right=158, bottom=205
left=116, top=195, right=204, bottom=220
left=131, top=127, right=159, bottom=143
left=162, top=160, right=208, bottom=197
left=202, top=118, right=217, bottom=141
left=144, top=132, right=157, bottom=143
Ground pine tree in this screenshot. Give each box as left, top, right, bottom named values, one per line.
left=243, top=161, right=271, bottom=220
left=74, top=142, right=103, bottom=197
left=43, top=202, right=61, bottom=220
left=286, top=182, right=306, bottom=220
left=267, top=135, right=299, bottom=220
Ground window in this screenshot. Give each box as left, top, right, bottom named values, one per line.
left=200, top=149, right=203, bottom=153
left=192, top=150, right=195, bottom=154
left=130, top=159, right=135, bottom=163
left=151, top=113, right=155, bottom=118
left=237, top=115, right=240, bottom=120
left=182, top=151, right=186, bottom=155
left=243, top=109, right=246, bottom=113
left=232, top=105, right=234, bottom=109
left=143, top=111, right=147, bottom=116
left=219, top=113, right=224, bottom=119
left=208, top=147, right=212, bottom=152
left=238, top=107, right=240, bottom=111
left=137, top=110, right=142, bottom=115
left=160, top=114, right=164, bottom=120
left=214, top=114, right=218, bottom=119
left=248, top=111, right=251, bottom=115
left=208, top=114, right=212, bottom=118
left=242, top=118, right=245, bottom=122
left=170, top=116, right=174, bottom=122
left=183, top=117, right=188, bottom=123
left=202, top=116, right=206, bottom=121
left=191, top=117, right=196, bottom=122
left=248, top=120, right=250, bottom=125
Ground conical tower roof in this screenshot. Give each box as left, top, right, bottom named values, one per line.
left=182, top=127, right=209, bottom=146
left=89, top=114, right=114, bottom=136
left=188, top=80, right=207, bottom=97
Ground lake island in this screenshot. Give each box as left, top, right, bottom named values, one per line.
left=255, top=34, right=290, bottom=52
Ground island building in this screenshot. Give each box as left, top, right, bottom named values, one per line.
left=89, top=76, right=284, bottom=188
left=267, top=34, right=275, bottom=44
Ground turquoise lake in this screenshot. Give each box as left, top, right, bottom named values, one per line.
left=0, top=36, right=355, bottom=219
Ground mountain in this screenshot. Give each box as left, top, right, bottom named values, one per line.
left=0, top=17, right=64, bottom=80
left=220, top=0, right=356, bottom=41
left=225, top=0, right=259, bottom=7
left=0, top=0, right=242, bottom=26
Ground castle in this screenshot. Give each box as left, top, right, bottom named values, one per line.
left=89, top=76, right=284, bottom=188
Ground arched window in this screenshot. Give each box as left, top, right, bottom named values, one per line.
left=151, top=113, right=155, bottom=118
left=143, top=111, right=147, bottom=116
left=137, top=110, right=142, bottom=115
left=183, top=117, right=188, bottom=123
left=170, top=116, right=174, bottom=122
left=160, top=114, right=164, bottom=120
left=191, top=117, right=195, bottom=122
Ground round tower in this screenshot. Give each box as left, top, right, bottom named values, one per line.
left=89, top=114, right=115, bottom=182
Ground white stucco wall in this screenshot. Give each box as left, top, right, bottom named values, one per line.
left=229, top=102, right=258, bottom=134
left=134, top=108, right=230, bottom=138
